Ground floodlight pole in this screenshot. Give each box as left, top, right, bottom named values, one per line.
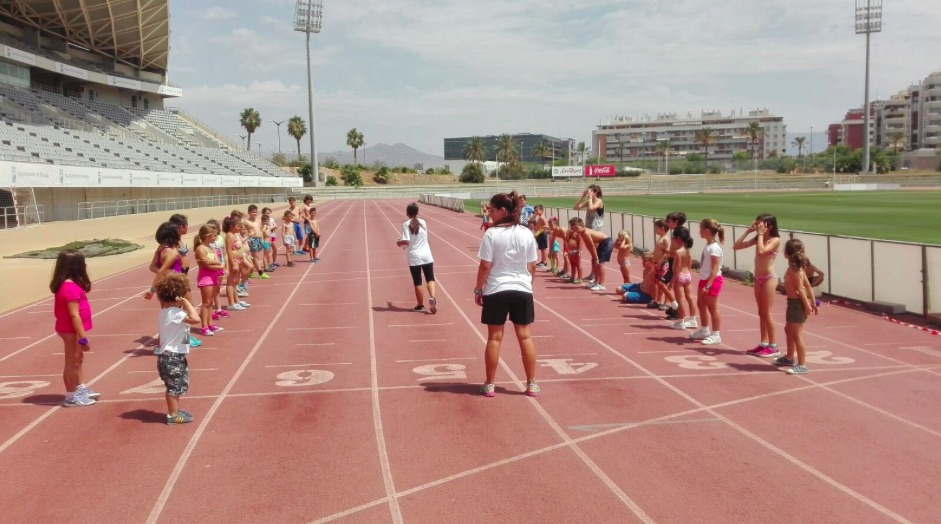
left=296, top=0, right=323, bottom=187
left=271, top=120, right=284, bottom=154
left=856, top=0, right=882, bottom=175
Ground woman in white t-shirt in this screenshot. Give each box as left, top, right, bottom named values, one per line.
left=396, top=203, right=437, bottom=314
left=474, top=191, right=540, bottom=398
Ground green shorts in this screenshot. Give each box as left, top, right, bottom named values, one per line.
left=786, top=298, right=807, bottom=324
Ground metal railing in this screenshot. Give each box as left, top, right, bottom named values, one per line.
left=77, top=193, right=292, bottom=220
left=419, top=194, right=465, bottom=213
left=0, top=204, right=44, bottom=229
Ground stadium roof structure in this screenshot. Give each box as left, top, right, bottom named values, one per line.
left=0, top=0, right=169, bottom=72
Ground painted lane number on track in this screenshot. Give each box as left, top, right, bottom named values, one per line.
left=805, top=350, right=854, bottom=365
left=537, top=359, right=598, bottom=375
left=120, top=378, right=166, bottom=395
left=0, top=381, right=50, bottom=399
left=413, top=364, right=466, bottom=382
left=275, top=370, right=334, bottom=387
left=664, top=350, right=855, bottom=370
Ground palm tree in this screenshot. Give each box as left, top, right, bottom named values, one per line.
left=694, top=127, right=716, bottom=171
left=239, top=108, right=261, bottom=151
left=744, top=121, right=764, bottom=163
left=887, top=131, right=905, bottom=154
left=654, top=140, right=672, bottom=173
left=495, top=133, right=518, bottom=163
left=462, top=136, right=487, bottom=163
left=575, top=141, right=586, bottom=164
left=531, top=140, right=555, bottom=165
left=346, top=128, right=364, bottom=163
left=287, top=116, right=307, bottom=160
left=792, top=136, right=807, bottom=159
left=613, top=135, right=625, bottom=162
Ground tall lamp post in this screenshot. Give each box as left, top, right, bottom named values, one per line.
left=240, top=135, right=246, bottom=149
left=295, top=0, right=323, bottom=187
left=856, top=0, right=882, bottom=175
left=271, top=120, right=284, bottom=154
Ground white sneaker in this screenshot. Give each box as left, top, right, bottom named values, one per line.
left=701, top=334, right=722, bottom=345
left=689, top=328, right=711, bottom=340
left=237, top=289, right=249, bottom=297
left=63, top=391, right=95, bottom=407
left=590, top=284, right=606, bottom=292
left=685, top=318, right=699, bottom=329
left=428, top=297, right=438, bottom=314
left=78, top=385, right=100, bottom=400
left=238, top=301, right=251, bottom=308
left=228, top=303, right=246, bottom=311
left=669, top=320, right=688, bottom=330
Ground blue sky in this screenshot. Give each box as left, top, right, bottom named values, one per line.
left=165, top=0, right=940, bottom=157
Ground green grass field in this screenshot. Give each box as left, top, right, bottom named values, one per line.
left=465, top=191, right=941, bottom=244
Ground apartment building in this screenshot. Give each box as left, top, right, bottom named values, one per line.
left=592, top=109, right=787, bottom=164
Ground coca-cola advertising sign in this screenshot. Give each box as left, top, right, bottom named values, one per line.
left=585, top=164, right=617, bottom=177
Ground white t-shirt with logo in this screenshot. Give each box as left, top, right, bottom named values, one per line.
left=157, top=307, right=191, bottom=355
left=478, top=224, right=538, bottom=295
left=699, top=242, right=724, bottom=280
left=400, top=218, right=434, bottom=267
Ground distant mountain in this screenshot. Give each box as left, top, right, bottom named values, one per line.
left=318, top=143, right=463, bottom=170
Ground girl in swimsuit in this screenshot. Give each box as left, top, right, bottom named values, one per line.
left=668, top=227, right=699, bottom=330
left=145, top=222, right=202, bottom=347
left=615, top=230, right=633, bottom=285
left=733, top=214, right=782, bottom=358
left=223, top=217, right=250, bottom=311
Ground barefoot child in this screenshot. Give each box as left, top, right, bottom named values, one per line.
left=194, top=225, right=225, bottom=337
left=615, top=230, right=633, bottom=284
left=206, top=219, right=229, bottom=322
left=307, top=207, right=321, bottom=262
left=51, top=250, right=98, bottom=407
left=689, top=219, right=725, bottom=345
left=734, top=214, right=782, bottom=357
left=153, top=274, right=201, bottom=425
left=565, top=218, right=584, bottom=283
left=776, top=239, right=819, bottom=374
left=281, top=210, right=296, bottom=267
left=532, top=205, right=549, bottom=269
left=668, top=227, right=699, bottom=330
left=621, top=252, right=658, bottom=304
left=547, top=217, right=569, bottom=277
left=651, top=219, right=678, bottom=315
left=571, top=217, right=613, bottom=292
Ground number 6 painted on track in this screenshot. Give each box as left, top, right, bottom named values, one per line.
left=0, top=381, right=50, bottom=400
left=275, top=370, right=335, bottom=387
left=805, top=350, right=855, bottom=365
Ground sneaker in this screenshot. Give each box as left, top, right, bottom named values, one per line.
left=480, top=383, right=496, bottom=397
left=166, top=411, right=194, bottom=425
left=787, top=365, right=809, bottom=375
left=525, top=381, right=540, bottom=397
left=669, top=320, right=689, bottom=330
left=313, top=257, right=321, bottom=263
left=238, top=301, right=251, bottom=308
left=689, top=328, right=711, bottom=340
left=572, top=279, right=583, bottom=284
left=746, top=344, right=767, bottom=355
left=78, top=385, right=101, bottom=400
left=413, top=305, right=425, bottom=312
left=208, top=325, right=223, bottom=332
left=584, top=281, right=596, bottom=289
left=211, top=312, right=222, bottom=321
left=665, top=308, right=679, bottom=320
left=287, top=262, right=296, bottom=267
left=658, top=303, right=669, bottom=311
left=556, top=272, right=568, bottom=279
left=685, top=318, right=699, bottom=329
left=189, top=336, right=202, bottom=347
left=535, top=262, right=547, bottom=268
left=228, top=303, right=246, bottom=311
left=177, top=409, right=193, bottom=418
left=217, top=310, right=230, bottom=318
left=267, top=264, right=278, bottom=272
left=200, top=327, right=215, bottom=337
left=294, top=250, right=306, bottom=255
left=63, top=391, right=96, bottom=407
left=773, top=356, right=795, bottom=367
left=701, top=334, right=722, bottom=345
left=248, top=273, right=257, bottom=279
left=647, top=301, right=661, bottom=309
left=590, top=284, right=606, bottom=292
left=755, top=346, right=781, bottom=358
left=259, top=273, right=270, bottom=280
left=429, top=297, right=438, bottom=315
left=236, top=288, right=249, bottom=298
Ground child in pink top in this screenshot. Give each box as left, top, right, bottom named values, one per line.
left=51, top=250, right=98, bottom=407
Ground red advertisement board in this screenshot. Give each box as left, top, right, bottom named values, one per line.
left=585, top=164, right=617, bottom=177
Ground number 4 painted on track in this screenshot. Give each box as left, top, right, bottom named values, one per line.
left=536, top=359, right=598, bottom=375
left=0, top=381, right=50, bottom=400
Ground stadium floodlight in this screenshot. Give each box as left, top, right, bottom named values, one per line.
left=294, top=0, right=323, bottom=187
left=856, top=0, right=882, bottom=175
left=271, top=120, right=284, bottom=154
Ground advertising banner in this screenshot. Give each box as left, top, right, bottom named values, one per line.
left=0, top=161, right=301, bottom=188
left=3, top=46, right=36, bottom=66
left=585, top=164, right=617, bottom=177
left=107, top=75, right=143, bottom=91
left=551, top=166, right=583, bottom=178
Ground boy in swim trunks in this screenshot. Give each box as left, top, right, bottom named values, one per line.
left=306, top=207, right=321, bottom=263
left=622, top=252, right=657, bottom=303
left=244, top=205, right=269, bottom=280
left=281, top=210, right=296, bottom=267
left=565, top=218, right=583, bottom=283
left=571, top=217, right=612, bottom=292
left=532, top=205, right=549, bottom=269
left=652, top=219, right=678, bottom=314
left=547, top=217, right=568, bottom=277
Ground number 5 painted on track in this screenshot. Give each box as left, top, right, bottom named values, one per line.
left=0, top=381, right=50, bottom=400
left=805, top=350, right=855, bottom=365
left=664, top=355, right=730, bottom=370
left=275, top=370, right=335, bottom=387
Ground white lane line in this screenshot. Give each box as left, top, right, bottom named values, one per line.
left=301, top=302, right=357, bottom=306
left=531, top=335, right=555, bottom=338
left=145, top=200, right=352, bottom=524
left=638, top=350, right=691, bottom=354
left=408, top=339, right=446, bottom=343
left=128, top=368, right=218, bottom=373
left=538, top=353, right=598, bottom=357
left=287, top=326, right=353, bottom=331
left=394, top=357, right=476, bottom=363
left=0, top=373, right=59, bottom=378
left=364, top=202, right=404, bottom=523
left=296, top=342, right=336, bottom=347
left=0, top=336, right=30, bottom=340
left=387, top=323, right=453, bottom=328
left=264, top=363, right=352, bottom=368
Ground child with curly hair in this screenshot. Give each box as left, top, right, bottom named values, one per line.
left=153, top=273, right=201, bottom=425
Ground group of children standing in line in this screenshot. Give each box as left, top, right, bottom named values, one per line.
left=50, top=198, right=324, bottom=424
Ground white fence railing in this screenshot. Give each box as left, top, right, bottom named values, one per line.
left=0, top=204, right=44, bottom=229
left=418, top=194, right=465, bottom=213
left=77, top=193, right=292, bottom=220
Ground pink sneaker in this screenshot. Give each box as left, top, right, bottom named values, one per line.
left=217, top=310, right=230, bottom=318
left=199, top=327, right=215, bottom=337
left=208, top=325, right=223, bottom=332
left=211, top=312, right=221, bottom=321
left=746, top=344, right=766, bottom=355
left=755, top=346, right=781, bottom=358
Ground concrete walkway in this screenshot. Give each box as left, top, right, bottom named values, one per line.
left=0, top=203, right=291, bottom=313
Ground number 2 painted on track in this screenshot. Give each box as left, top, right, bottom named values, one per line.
left=805, top=350, right=855, bottom=365
left=275, top=370, right=334, bottom=387
left=0, top=381, right=50, bottom=399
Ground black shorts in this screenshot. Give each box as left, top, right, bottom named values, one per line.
left=536, top=232, right=548, bottom=250
left=306, top=233, right=320, bottom=249
left=481, top=290, right=534, bottom=326
left=659, top=258, right=674, bottom=284
left=157, top=352, right=189, bottom=397
left=597, top=237, right=613, bottom=263
left=409, top=263, right=435, bottom=286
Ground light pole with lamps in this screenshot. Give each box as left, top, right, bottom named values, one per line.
left=856, top=0, right=882, bottom=174
left=257, top=142, right=263, bottom=154
left=810, top=125, right=814, bottom=172
left=271, top=120, right=284, bottom=154
left=294, top=0, right=323, bottom=187
left=240, top=135, right=246, bottom=149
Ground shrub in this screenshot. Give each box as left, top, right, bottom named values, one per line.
left=325, top=176, right=338, bottom=186
left=298, top=163, right=312, bottom=183
left=459, top=162, right=485, bottom=183
left=498, top=162, right=526, bottom=180
left=323, top=157, right=340, bottom=169
left=707, top=164, right=722, bottom=174
left=341, top=165, right=363, bottom=187
left=374, top=166, right=391, bottom=184
left=528, top=166, right=550, bottom=179
left=425, top=167, right=435, bottom=175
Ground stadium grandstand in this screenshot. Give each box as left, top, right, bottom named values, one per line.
left=0, top=0, right=300, bottom=226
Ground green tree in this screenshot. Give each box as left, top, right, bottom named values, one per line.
left=792, top=136, right=807, bottom=159
left=459, top=162, right=485, bottom=183
left=495, top=133, right=518, bottom=163
left=744, top=121, right=764, bottom=164
left=887, top=131, right=905, bottom=154
left=531, top=140, right=555, bottom=165
left=287, top=116, right=307, bottom=159
left=462, top=136, right=488, bottom=163
left=298, top=163, right=312, bottom=183
left=325, top=176, right=338, bottom=186
left=239, top=107, right=261, bottom=151
left=346, top=128, right=364, bottom=164
left=497, top=161, right=526, bottom=180
left=374, top=166, right=391, bottom=184
left=694, top=127, right=716, bottom=171
left=654, top=140, right=672, bottom=173
left=341, top=164, right=363, bottom=187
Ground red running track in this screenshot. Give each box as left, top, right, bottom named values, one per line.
left=1, top=199, right=939, bottom=524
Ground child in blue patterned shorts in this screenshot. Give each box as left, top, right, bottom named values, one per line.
left=154, top=273, right=201, bottom=425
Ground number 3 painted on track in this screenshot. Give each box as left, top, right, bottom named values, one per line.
left=0, top=381, right=50, bottom=400
left=664, top=355, right=730, bottom=370
left=275, top=370, right=335, bottom=387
